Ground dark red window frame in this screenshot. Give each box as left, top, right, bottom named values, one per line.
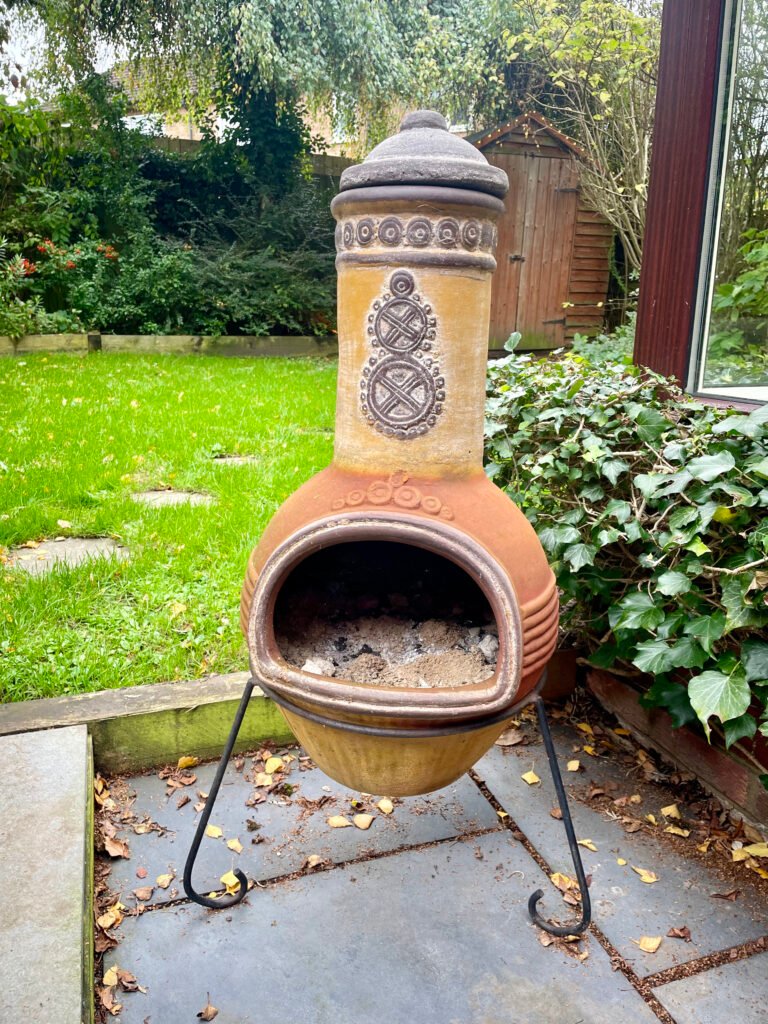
left=634, top=0, right=727, bottom=384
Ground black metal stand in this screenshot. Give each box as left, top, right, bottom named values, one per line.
left=527, top=697, right=592, bottom=936
left=183, top=677, right=256, bottom=909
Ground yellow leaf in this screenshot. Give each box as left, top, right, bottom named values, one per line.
left=353, top=813, right=374, bottom=830
left=577, top=839, right=598, bottom=852
left=744, top=843, right=768, bottom=858
left=205, top=825, right=223, bottom=839
left=664, top=826, right=691, bottom=838
left=220, top=870, right=239, bottom=895
left=582, top=745, right=598, bottom=757
left=264, top=756, right=284, bottom=775
left=567, top=760, right=581, bottom=772
left=629, top=794, right=642, bottom=805
left=168, top=601, right=187, bottom=619
left=377, top=797, right=394, bottom=815
left=155, top=873, right=174, bottom=889
left=96, top=901, right=126, bottom=930
left=177, top=755, right=199, bottom=770
left=632, top=866, right=659, bottom=884
left=633, top=936, right=662, bottom=954
left=254, top=772, right=273, bottom=787
left=712, top=505, right=738, bottom=523
left=645, top=814, right=658, bottom=826
left=576, top=723, right=594, bottom=735
left=661, top=803, right=680, bottom=819
left=732, top=848, right=750, bottom=862
left=56, top=519, right=72, bottom=529
left=521, top=770, right=541, bottom=786
left=497, top=810, right=509, bottom=821
left=226, top=838, right=244, bottom=854
left=613, top=728, right=630, bottom=736
left=103, top=966, right=119, bottom=987
left=304, top=854, right=325, bottom=870
left=617, top=858, right=627, bottom=866
left=697, top=840, right=712, bottom=853
left=327, top=815, right=352, bottom=828
left=550, top=872, right=577, bottom=892
left=197, top=995, right=219, bottom=1021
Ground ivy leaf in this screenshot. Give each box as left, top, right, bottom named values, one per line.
left=668, top=635, right=708, bottom=670
left=627, top=404, right=670, bottom=442
left=604, top=499, right=632, bottom=524
left=741, top=639, right=768, bottom=683
left=601, top=458, right=629, bottom=484
left=687, top=451, right=736, bottom=482
left=633, top=639, right=678, bottom=674
left=683, top=612, right=726, bottom=655
left=538, top=524, right=581, bottom=551
left=640, top=678, right=697, bottom=728
left=688, top=669, right=751, bottom=739
left=563, top=543, right=597, bottom=570
left=723, top=713, right=757, bottom=749
left=610, top=591, right=665, bottom=631
left=655, top=571, right=691, bottom=597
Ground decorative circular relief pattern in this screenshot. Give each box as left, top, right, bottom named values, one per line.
left=331, top=472, right=453, bottom=519
left=336, top=215, right=497, bottom=255
left=361, top=271, right=443, bottom=439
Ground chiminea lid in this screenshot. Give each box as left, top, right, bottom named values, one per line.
left=339, top=110, right=508, bottom=198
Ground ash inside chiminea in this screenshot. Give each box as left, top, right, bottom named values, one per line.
left=273, top=541, right=499, bottom=688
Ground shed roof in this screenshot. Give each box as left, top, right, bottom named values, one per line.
left=468, top=111, right=588, bottom=161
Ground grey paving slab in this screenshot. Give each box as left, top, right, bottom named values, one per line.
left=475, top=743, right=768, bottom=977
left=652, top=950, right=768, bottom=1024
left=107, top=755, right=501, bottom=904
left=0, top=725, right=90, bottom=1023
left=105, top=830, right=660, bottom=1024
left=8, top=536, right=128, bottom=574
left=130, top=489, right=213, bottom=507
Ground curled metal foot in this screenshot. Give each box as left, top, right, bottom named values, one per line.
left=527, top=697, right=592, bottom=937
left=183, top=677, right=256, bottom=909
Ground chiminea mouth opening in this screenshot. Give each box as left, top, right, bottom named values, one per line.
left=273, top=539, right=499, bottom=689
left=247, top=513, right=523, bottom=720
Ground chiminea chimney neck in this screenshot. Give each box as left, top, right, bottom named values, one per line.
left=330, top=111, right=508, bottom=478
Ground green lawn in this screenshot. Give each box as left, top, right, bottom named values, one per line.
left=0, top=353, right=337, bottom=702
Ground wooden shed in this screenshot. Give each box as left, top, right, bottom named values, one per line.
left=471, top=112, right=613, bottom=350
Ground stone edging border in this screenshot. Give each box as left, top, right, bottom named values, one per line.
left=0, top=672, right=294, bottom=772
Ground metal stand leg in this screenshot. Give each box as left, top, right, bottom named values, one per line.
left=527, top=697, right=592, bottom=936
left=183, top=677, right=256, bottom=909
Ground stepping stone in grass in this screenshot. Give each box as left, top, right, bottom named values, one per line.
left=131, top=490, right=213, bottom=507
left=7, top=537, right=128, bottom=575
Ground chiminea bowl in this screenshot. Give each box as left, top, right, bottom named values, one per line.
left=240, top=111, right=558, bottom=797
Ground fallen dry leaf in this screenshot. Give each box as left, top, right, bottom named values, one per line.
left=521, top=770, right=541, bottom=786
left=56, top=519, right=72, bottom=529
left=495, top=727, right=525, bottom=747
left=353, top=813, right=374, bottom=830
left=633, top=935, right=662, bottom=954
left=226, top=838, right=244, bottom=855
left=220, top=870, right=240, bottom=895
left=177, top=755, right=199, bottom=770
left=623, top=820, right=643, bottom=834
left=645, top=814, right=658, bottom=826
left=664, top=826, right=691, bottom=838
left=377, top=798, right=394, bottom=815
left=327, top=815, right=352, bottom=828
left=577, top=839, right=598, bottom=852
left=617, top=858, right=627, bottom=866
left=264, top=756, right=284, bottom=775
left=629, top=794, right=642, bottom=805
left=566, top=760, right=581, bottom=772
left=133, top=886, right=154, bottom=902
left=177, top=794, right=191, bottom=809
left=197, top=994, right=219, bottom=1020
left=96, top=901, right=125, bottom=931
left=613, top=727, right=631, bottom=736
left=136, top=866, right=148, bottom=879
left=538, top=932, right=555, bottom=947
left=303, top=854, right=327, bottom=870
left=155, top=873, right=174, bottom=889
left=632, top=866, right=659, bottom=884
left=732, top=848, right=750, bottom=863
left=661, top=803, right=681, bottom=819
left=576, top=723, right=594, bottom=735
left=582, top=745, right=598, bottom=756
left=103, top=966, right=119, bottom=988
left=104, top=836, right=131, bottom=859
left=711, top=889, right=740, bottom=901
left=168, top=601, right=187, bottom=619
left=98, top=985, right=122, bottom=1017
left=205, top=825, right=223, bottom=839
left=550, top=807, right=563, bottom=820
left=254, top=772, right=273, bottom=787
left=744, top=843, right=768, bottom=858
left=550, top=872, right=578, bottom=893
left=667, top=926, right=692, bottom=942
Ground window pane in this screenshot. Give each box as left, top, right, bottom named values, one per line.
left=699, top=0, right=768, bottom=400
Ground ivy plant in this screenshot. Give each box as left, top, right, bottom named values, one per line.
left=484, top=348, right=768, bottom=761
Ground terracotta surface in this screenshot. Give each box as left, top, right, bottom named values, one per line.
left=239, top=111, right=559, bottom=794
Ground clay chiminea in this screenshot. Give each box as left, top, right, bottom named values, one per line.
left=239, top=110, right=558, bottom=796
left=184, top=112, right=591, bottom=936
